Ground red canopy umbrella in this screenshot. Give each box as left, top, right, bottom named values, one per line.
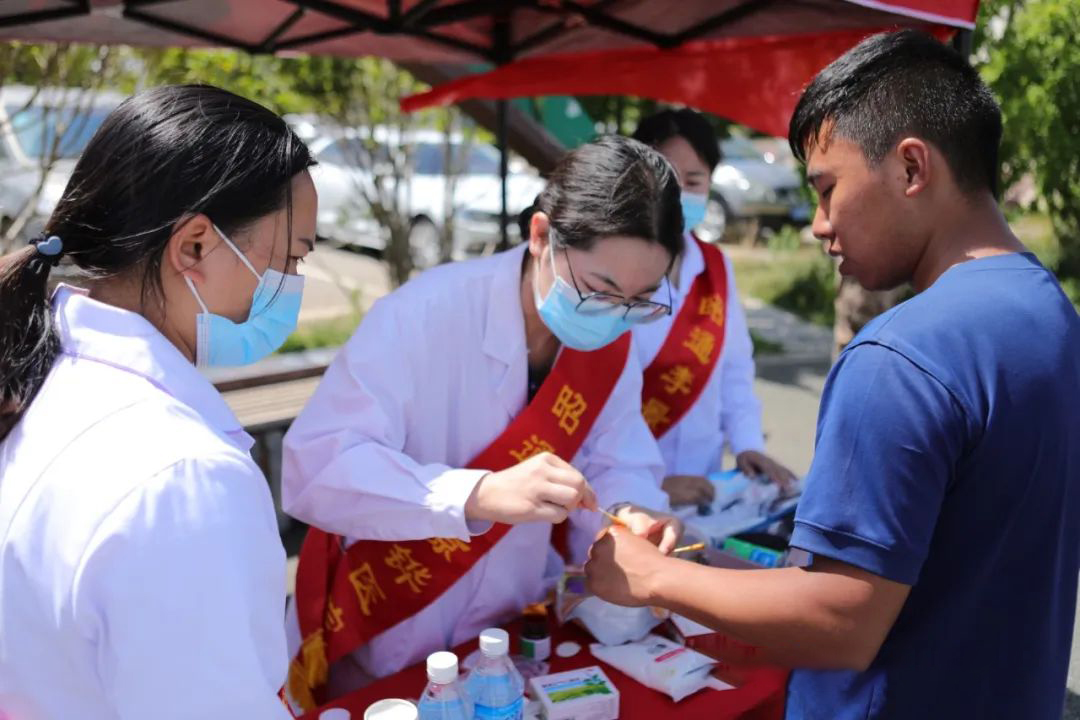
left=396, top=2, right=978, bottom=138
left=0, top=1, right=980, bottom=242
left=0, top=1, right=975, bottom=65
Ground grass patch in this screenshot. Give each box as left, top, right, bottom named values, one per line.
left=1010, top=213, right=1080, bottom=310
left=730, top=246, right=836, bottom=327
left=1013, top=213, right=1058, bottom=266
left=277, top=313, right=363, bottom=354
left=728, top=212, right=1076, bottom=328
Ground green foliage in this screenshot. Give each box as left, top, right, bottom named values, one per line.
left=132, top=48, right=301, bottom=113
left=770, top=254, right=836, bottom=327
left=730, top=247, right=837, bottom=327
left=277, top=313, right=363, bottom=354
left=763, top=225, right=804, bottom=253
left=0, top=42, right=115, bottom=88
left=978, top=0, right=1080, bottom=291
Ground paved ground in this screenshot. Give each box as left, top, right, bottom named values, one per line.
left=297, top=243, right=391, bottom=326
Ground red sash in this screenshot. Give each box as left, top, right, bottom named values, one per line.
left=641, top=237, right=729, bottom=438
left=285, top=335, right=632, bottom=713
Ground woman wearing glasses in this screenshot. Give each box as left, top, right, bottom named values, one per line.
left=278, top=136, right=682, bottom=709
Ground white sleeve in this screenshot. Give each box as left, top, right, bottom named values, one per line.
left=74, top=455, right=292, bottom=720
left=568, top=343, right=670, bottom=561
left=281, top=298, right=488, bottom=542
left=719, top=267, right=766, bottom=457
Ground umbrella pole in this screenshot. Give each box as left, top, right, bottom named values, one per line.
left=498, top=97, right=510, bottom=251
left=951, top=29, right=973, bottom=58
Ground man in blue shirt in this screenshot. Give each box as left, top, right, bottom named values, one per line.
left=583, top=29, right=1080, bottom=719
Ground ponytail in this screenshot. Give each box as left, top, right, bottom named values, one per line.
left=0, top=240, right=64, bottom=441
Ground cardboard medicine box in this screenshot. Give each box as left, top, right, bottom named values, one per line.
left=528, top=665, right=619, bottom=720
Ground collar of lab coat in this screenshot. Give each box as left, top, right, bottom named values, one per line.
left=482, top=243, right=530, bottom=366
left=675, top=231, right=706, bottom=299
left=482, top=244, right=531, bottom=419
left=52, top=284, right=253, bottom=451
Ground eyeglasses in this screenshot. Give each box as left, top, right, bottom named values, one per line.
left=555, top=239, right=673, bottom=324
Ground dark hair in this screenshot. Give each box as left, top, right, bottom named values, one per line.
left=537, top=135, right=683, bottom=259
left=0, top=84, right=313, bottom=441
left=632, top=108, right=721, bottom=172
left=518, top=197, right=539, bottom=242
left=788, top=29, right=1002, bottom=196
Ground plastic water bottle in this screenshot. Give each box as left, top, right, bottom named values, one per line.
left=418, top=651, right=473, bottom=720
left=465, top=629, right=524, bottom=720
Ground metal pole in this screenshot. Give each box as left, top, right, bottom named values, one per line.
left=497, top=97, right=510, bottom=251
left=951, top=29, right=974, bottom=58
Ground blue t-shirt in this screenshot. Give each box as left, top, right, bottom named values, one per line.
left=786, top=253, right=1080, bottom=719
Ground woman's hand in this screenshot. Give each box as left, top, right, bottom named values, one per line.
left=465, top=452, right=598, bottom=525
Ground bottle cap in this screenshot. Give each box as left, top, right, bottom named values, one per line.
left=426, top=651, right=460, bottom=684
left=479, top=628, right=510, bottom=657
left=363, top=699, right=418, bottom=720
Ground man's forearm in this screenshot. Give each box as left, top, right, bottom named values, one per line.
left=647, top=556, right=896, bottom=671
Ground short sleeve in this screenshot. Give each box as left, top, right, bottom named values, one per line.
left=790, top=342, right=968, bottom=585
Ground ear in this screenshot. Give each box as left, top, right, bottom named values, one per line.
left=896, top=138, right=931, bottom=198
left=528, top=211, right=551, bottom=260
left=165, top=213, right=221, bottom=283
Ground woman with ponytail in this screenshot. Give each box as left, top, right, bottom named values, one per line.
left=0, top=85, right=315, bottom=719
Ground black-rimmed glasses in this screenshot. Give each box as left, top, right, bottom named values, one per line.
left=554, top=240, right=673, bottom=324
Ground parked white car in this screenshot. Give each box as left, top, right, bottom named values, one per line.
left=0, top=85, right=123, bottom=243
left=697, top=134, right=811, bottom=242
left=293, top=120, right=545, bottom=268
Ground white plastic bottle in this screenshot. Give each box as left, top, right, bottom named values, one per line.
left=418, top=651, right=474, bottom=720
left=464, top=629, right=524, bottom=720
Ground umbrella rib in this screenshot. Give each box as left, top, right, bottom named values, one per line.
left=400, top=0, right=441, bottom=27
left=405, top=0, right=532, bottom=30
left=514, top=0, right=620, bottom=56
left=259, top=7, right=307, bottom=51
left=122, top=7, right=260, bottom=53
left=553, top=0, right=679, bottom=49
left=276, top=25, right=495, bottom=62
left=671, top=0, right=779, bottom=45
left=274, top=24, right=369, bottom=50
left=279, top=0, right=494, bottom=60
left=0, top=2, right=87, bottom=30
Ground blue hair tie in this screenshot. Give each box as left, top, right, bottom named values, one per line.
left=30, top=234, right=65, bottom=266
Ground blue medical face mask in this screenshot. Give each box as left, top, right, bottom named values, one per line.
left=184, top=225, right=304, bottom=368
left=533, top=242, right=634, bottom=352
left=680, top=191, right=708, bottom=233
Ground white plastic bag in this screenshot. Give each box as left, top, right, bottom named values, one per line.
left=569, top=596, right=664, bottom=646
left=557, top=567, right=664, bottom=645
left=590, top=634, right=725, bottom=702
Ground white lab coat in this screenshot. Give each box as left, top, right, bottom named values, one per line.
left=282, top=244, right=668, bottom=681
left=633, top=235, right=765, bottom=476
left=0, top=287, right=291, bottom=720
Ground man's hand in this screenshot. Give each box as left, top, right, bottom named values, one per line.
left=613, top=504, right=684, bottom=554
left=585, top=526, right=671, bottom=607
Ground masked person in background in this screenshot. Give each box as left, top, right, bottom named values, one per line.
left=631, top=109, right=796, bottom=508
left=0, top=85, right=316, bottom=719
left=281, top=135, right=683, bottom=711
